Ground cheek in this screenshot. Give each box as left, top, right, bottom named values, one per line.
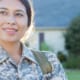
left=19, top=23, right=28, bottom=35
left=18, top=19, right=28, bottom=30
left=17, top=17, right=28, bottom=28
left=0, top=17, right=4, bottom=25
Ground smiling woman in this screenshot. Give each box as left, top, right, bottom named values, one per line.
left=0, top=0, right=68, bottom=80
left=0, top=0, right=28, bottom=43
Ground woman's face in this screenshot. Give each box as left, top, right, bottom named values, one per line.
left=0, top=0, right=28, bottom=42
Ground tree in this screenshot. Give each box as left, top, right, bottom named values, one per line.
left=65, top=15, right=80, bottom=55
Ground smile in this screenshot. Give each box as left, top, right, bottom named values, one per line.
left=3, top=28, right=18, bottom=35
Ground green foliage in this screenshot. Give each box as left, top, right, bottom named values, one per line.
left=63, top=54, right=80, bottom=69
left=57, top=51, right=68, bottom=62
left=40, top=42, right=53, bottom=51
left=65, top=15, right=80, bottom=55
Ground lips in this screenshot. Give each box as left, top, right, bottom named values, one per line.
left=3, top=28, right=18, bottom=35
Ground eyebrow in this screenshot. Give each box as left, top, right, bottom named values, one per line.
left=15, top=10, right=26, bottom=13
left=0, top=8, right=8, bottom=10
left=0, top=7, right=25, bottom=13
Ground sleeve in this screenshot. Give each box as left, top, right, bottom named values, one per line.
left=44, top=52, right=68, bottom=80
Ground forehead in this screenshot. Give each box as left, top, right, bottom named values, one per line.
left=0, top=0, right=26, bottom=11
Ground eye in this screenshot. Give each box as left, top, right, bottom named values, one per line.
left=0, top=10, right=8, bottom=15
left=15, top=13, right=24, bottom=17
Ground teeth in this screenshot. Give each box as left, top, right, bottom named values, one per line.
left=6, top=29, right=15, bottom=31
left=3, top=28, right=18, bottom=35
left=5, top=29, right=17, bottom=31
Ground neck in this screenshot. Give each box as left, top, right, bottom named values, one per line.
left=0, top=40, right=22, bottom=63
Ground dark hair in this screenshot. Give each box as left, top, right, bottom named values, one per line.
left=20, top=0, right=33, bottom=27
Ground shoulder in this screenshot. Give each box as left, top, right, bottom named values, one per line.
left=41, top=51, right=68, bottom=80
left=38, top=51, right=58, bottom=64
left=29, top=49, right=68, bottom=80
left=31, top=50, right=60, bottom=72
left=42, top=51, right=64, bottom=71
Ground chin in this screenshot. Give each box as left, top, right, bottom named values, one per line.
left=1, top=38, right=19, bottom=43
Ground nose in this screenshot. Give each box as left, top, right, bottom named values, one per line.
left=7, top=15, right=16, bottom=25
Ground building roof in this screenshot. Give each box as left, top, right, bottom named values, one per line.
left=33, top=0, right=80, bottom=28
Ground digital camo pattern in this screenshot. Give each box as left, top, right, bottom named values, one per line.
left=0, top=44, right=68, bottom=80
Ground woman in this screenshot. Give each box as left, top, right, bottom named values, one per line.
left=0, top=0, right=67, bottom=80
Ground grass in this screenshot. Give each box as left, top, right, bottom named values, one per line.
left=66, top=70, right=80, bottom=80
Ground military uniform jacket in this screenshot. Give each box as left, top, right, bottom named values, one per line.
left=0, top=44, right=67, bottom=80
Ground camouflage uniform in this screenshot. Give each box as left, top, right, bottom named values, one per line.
left=0, top=44, right=67, bottom=80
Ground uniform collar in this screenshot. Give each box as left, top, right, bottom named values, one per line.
left=22, top=44, right=38, bottom=64
left=0, top=46, right=9, bottom=63
left=0, top=43, right=37, bottom=64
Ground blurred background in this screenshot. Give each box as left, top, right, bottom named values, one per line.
left=24, top=0, right=80, bottom=80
